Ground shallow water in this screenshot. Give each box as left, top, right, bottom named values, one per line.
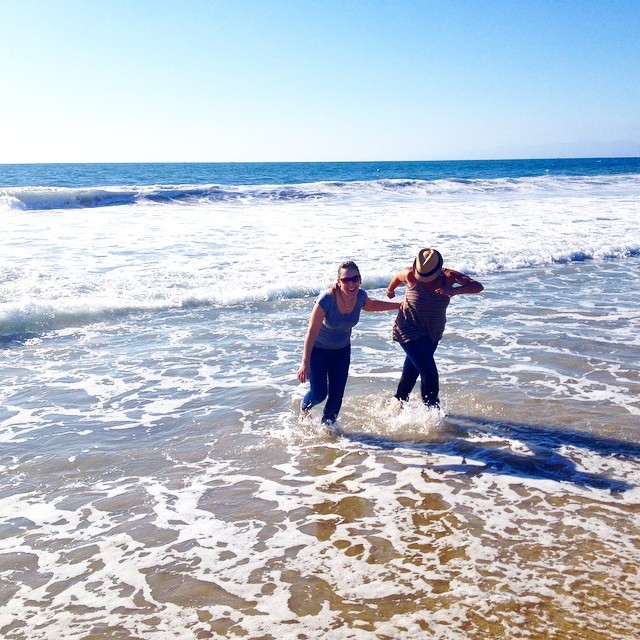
left=2, top=260, right=640, bottom=639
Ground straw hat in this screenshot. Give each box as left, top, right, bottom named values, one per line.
left=413, top=248, right=443, bottom=282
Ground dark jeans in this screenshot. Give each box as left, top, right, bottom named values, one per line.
left=395, top=336, right=440, bottom=407
left=302, top=345, right=351, bottom=424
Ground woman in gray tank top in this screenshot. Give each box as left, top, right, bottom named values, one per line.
left=386, top=248, right=484, bottom=408
left=297, top=260, right=400, bottom=424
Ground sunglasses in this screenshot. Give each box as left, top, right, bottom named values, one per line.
left=339, top=275, right=361, bottom=284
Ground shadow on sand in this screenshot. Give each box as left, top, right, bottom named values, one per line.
left=336, top=413, right=639, bottom=493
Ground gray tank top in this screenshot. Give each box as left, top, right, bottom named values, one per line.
left=315, top=289, right=367, bottom=349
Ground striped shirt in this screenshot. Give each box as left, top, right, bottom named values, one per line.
left=392, top=282, right=450, bottom=344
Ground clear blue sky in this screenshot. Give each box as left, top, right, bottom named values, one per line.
left=1, top=0, right=638, bottom=163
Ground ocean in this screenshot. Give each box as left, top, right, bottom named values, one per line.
left=1, top=158, right=639, bottom=639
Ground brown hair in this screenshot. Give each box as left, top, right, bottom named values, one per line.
left=329, top=260, right=360, bottom=295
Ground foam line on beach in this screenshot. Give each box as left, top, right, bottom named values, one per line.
left=3, top=249, right=640, bottom=336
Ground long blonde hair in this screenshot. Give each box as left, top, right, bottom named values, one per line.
left=329, top=260, right=360, bottom=295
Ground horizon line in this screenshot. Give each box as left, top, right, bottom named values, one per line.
left=2, top=156, right=640, bottom=167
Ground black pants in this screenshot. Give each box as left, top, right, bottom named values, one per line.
left=395, top=336, right=440, bottom=407
left=302, top=345, right=351, bottom=424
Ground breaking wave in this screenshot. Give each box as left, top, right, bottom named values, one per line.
left=3, top=173, right=640, bottom=211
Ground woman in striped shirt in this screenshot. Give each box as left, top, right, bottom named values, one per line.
left=386, top=248, right=484, bottom=408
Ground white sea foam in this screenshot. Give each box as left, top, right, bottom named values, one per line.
left=2, top=174, right=639, bottom=335
left=2, top=418, right=638, bottom=639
